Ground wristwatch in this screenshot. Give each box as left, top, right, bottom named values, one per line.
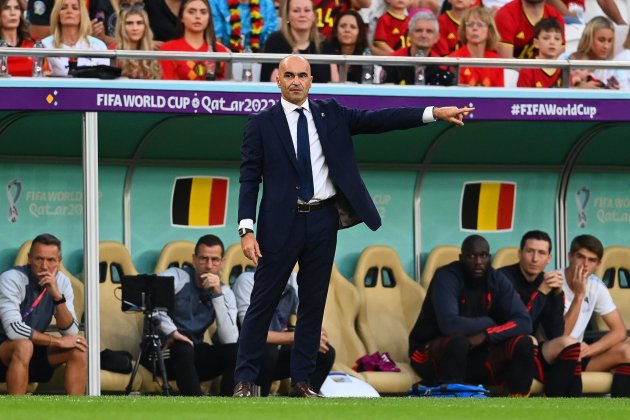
left=238, top=228, right=253, bottom=238
left=53, top=294, right=66, bottom=306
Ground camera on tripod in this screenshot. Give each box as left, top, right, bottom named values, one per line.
left=120, top=275, right=175, bottom=395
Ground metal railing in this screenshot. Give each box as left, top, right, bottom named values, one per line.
left=3, top=46, right=630, bottom=87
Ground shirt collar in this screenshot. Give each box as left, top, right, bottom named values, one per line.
left=280, top=97, right=311, bottom=114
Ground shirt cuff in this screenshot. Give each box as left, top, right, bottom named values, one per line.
left=239, top=219, right=254, bottom=230
left=422, top=106, right=437, bottom=123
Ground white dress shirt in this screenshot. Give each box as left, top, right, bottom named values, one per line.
left=238, top=98, right=436, bottom=231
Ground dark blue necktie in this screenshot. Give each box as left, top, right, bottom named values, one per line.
left=296, top=108, right=314, bottom=202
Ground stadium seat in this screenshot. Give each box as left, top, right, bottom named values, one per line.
left=5, top=240, right=85, bottom=395
left=592, top=246, right=630, bottom=331
left=504, top=69, right=519, bottom=88
left=491, top=246, right=519, bottom=269
left=322, top=264, right=369, bottom=381
left=352, top=245, right=425, bottom=393
left=582, top=371, right=614, bottom=394
left=420, top=245, right=460, bottom=289
left=153, top=240, right=195, bottom=274
left=220, top=243, right=256, bottom=286
left=98, top=241, right=143, bottom=392
left=0, top=244, right=39, bottom=392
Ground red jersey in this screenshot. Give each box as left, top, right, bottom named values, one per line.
left=314, top=0, right=351, bottom=39
left=159, top=38, right=229, bottom=81
left=434, top=11, right=462, bottom=57
left=374, top=11, right=409, bottom=51
left=6, top=40, right=36, bottom=77
left=517, top=67, right=562, bottom=88
left=495, top=0, right=565, bottom=59
left=449, top=45, right=504, bottom=87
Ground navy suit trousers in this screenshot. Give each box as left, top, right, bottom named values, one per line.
left=235, top=204, right=338, bottom=385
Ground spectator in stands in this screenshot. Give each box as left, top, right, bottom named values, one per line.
left=571, top=15, right=623, bottom=89
left=495, top=0, right=565, bottom=59
left=145, top=234, right=238, bottom=396
left=146, top=0, right=181, bottom=44
left=27, top=0, right=54, bottom=39
left=371, top=0, right=410, bottom=55
left=321, top=9, right=368, bottom=83
left=314, top=0, right=371, bottom=40
left=517, top=17, right=564, bottom=88
left=561, top=235, right=630, bottom=397
left=88, top=0, right=119, bottom=46
left=384, top=10, right=455, bottom=85
left=498, top=230, right=582, bottom=397
left=0, top=0, right=41, bottom=76
left=159, top=0, right=229, bottom=81
left=449, top=7, right=504, bottom=87
left=433, top=0, right=473, bottom=57
left=232, top=270, right=335, bottom=396
left=260, top=0, right=330, bottom=82
left=210, top=0, right=277, bottom=52
left=111, top=4, right=161, bottom=79
left=408, top=235, right=535, bottom=396
left=614, top=27, right=630, bottom=90
left=0, top=233, right=86, bottom=395
left=41, top=0, right=110, bottom=77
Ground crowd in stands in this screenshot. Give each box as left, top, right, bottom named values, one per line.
left=2, top=0, right=630, bottom=86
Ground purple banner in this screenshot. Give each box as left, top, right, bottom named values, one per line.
left=0, top=87, right=625, bottom=121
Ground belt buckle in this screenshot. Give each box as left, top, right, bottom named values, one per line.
left=297, top=203, right=311, bottom=213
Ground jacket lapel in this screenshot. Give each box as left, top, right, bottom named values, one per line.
left=270, top=102, right=299, bottom=173
left=310, top=100, right=328, bottom=152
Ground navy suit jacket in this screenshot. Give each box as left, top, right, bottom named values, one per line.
left=238, top=98, right=426, bottom=253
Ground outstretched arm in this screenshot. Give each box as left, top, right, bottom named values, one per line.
left=433, top=106, right=475, bottom=126
left=597, top=0, right=627, bottom=25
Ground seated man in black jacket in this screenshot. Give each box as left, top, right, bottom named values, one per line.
left=409, top=234, right=534, bottom=396
left=498, top=230, right=581, bottom=397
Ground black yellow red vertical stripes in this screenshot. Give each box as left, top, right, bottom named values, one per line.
left=461, top=182, right=515, bottom=231
left=171, top=177, right=228, bottom=227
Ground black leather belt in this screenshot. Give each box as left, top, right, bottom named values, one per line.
left=297, top=196, right=336, bottom=213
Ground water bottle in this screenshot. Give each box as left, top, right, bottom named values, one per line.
left=361, top=48, right=374, bottom=84
left=414, top=49, right=425, bottom=85
left=68, top=55, right=78, bottom=76
left=32, top=40, right=45, bottom=77
left=242, top=46, right=253, bottom=82
left=205, top=46, right=216, bottom=81
left=0, top=39, right=9, bottom=77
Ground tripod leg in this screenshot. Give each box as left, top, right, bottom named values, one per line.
left=126, top=337, right=151, bottom=395
left=153, top=336, right=171, bottom=396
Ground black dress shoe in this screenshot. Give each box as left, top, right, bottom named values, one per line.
left=288, top=381, right=323, bottom=398
left=233, top=381, right=255, bottom=397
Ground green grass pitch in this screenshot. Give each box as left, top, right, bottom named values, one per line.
left=1, top=396, right=629, bottom=419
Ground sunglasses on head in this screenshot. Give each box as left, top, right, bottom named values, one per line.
left=120, top=2, right=145, bottom=12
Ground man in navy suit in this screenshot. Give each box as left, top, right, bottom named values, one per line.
left=234, top=54, right=473, bottom=397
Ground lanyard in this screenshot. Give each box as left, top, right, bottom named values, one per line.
left=21, top=288, right=47, bottom=321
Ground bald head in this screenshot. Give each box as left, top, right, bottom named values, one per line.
left=277, top=55, right=313, bottom=106
left=279, top=55, right=311, bottom=74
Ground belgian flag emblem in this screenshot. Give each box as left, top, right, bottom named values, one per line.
left=171, top=177, right=228, bottom=227
left=460, top=182, right=516, bottom=231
